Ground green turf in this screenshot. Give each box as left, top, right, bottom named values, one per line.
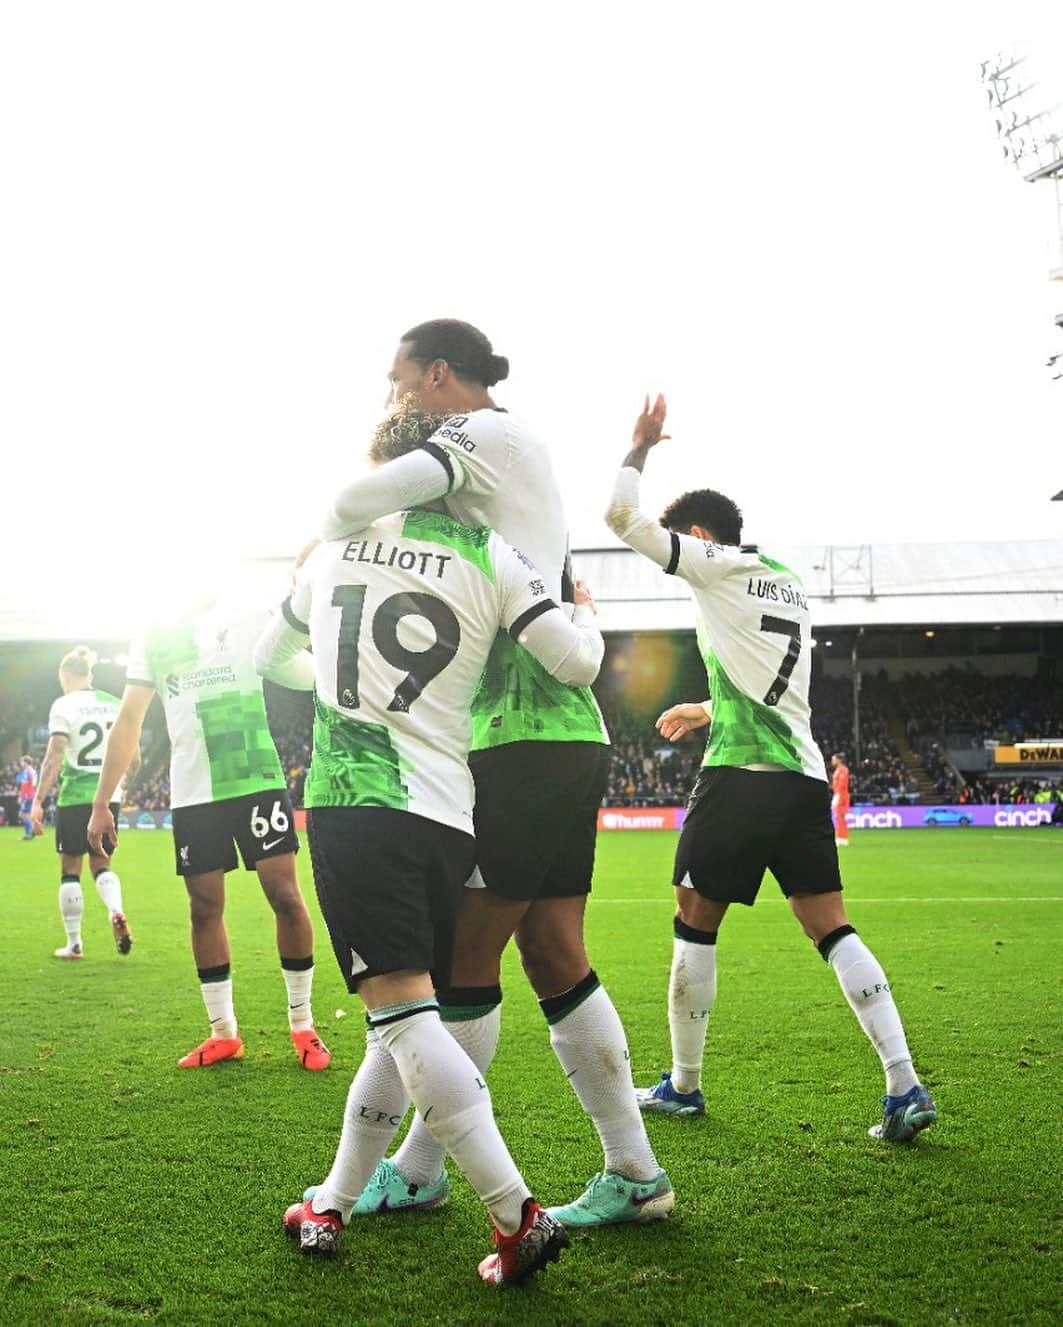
left=0, top=828, right=1060, bottom=1326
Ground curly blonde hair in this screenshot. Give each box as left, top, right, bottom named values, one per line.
left=368, top=398, right=448, bottom=466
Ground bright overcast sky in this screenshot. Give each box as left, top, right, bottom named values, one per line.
left=1, top=2, right=1060, bottom=632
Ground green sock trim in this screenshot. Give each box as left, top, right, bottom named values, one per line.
left=540, top=970, right=601, bottom=1026
left=440, top=1002, right=500, bottom=1023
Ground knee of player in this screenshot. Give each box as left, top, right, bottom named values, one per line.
left=187, top=892, right=224, bottom=926
left=515, top=930, right=588, bottom=995
left=265, top=884, right=309, bottom=922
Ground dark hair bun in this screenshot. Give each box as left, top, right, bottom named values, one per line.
left=488, top=354, right=509, bottom=386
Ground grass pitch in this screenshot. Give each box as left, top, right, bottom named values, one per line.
left=0, top=827, right=1060, bottom=1326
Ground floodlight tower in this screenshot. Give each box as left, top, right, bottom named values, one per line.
left=983, top=49, right=1063, bottom=500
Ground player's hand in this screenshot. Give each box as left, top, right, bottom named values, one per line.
left=87, top=803, right=117, bottom=855
left=573, top=580, right=597, bottom=613
left=291, top=538, right=320, bottom=590
left=30, top=802, right=45, bottom=836
left=632, top=394, right=669, bottom=452
left=655, top=702, right=712, bottom=742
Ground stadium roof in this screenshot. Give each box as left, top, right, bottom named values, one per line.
left=573, top=540, right=1063, bottom=633
left=1, top=541, right=1059, bottom=642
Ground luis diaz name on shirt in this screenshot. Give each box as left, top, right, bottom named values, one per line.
left=745, top=578, right=808, bottom=610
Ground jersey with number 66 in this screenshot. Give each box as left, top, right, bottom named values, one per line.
left=606, top=467, right=826, bottom=783
left=127, top=607, right=287, bottom=810
left=48, top=688, right=125, bottom=807
left=274, top=509, right=603, bottom=834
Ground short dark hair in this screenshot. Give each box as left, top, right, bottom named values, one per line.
left=368, top=399, right=448, bottom=465
left=833, top=752, right=847, bottom=763
left=659, top=489, right=743, bottom=545
left=401, top=319, right=509, bottom=388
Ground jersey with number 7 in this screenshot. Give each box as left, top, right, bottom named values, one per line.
left=606, top=467, right=826, bottom=782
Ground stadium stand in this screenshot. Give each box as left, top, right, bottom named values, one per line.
left=1, top=642, right=1059, bottom=813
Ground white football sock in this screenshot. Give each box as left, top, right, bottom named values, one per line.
left=312, top=1028, right=409, bottom=1220
left=281, top=959, right=315, bottom=1033
left=93, top=868, right=124, bottom=916
left=59, top=879, right=83, bottom=947
left=392, top=989, right=501, bottom=1187
left=825, top=931, right=918, bottom=1096
left=544, top=973, right=659, bottom=1183
left=668, top=926, right=717, bottom=1093
left=198, top=969, right=237, bottom=1039
left=372, top=1000, right=529, bottom=1235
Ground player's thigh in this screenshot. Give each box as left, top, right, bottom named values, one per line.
left=768, top=774, right=843, bottom=918
left=537, top=742, right=611, bottom=901
left=183, top=870, right=227, bottom=921
left=231, top=790, right=299, bottom=871
left=673, top=768, right=777, bottom=907
left=55, top=804, right=101, bottom=860
left=674, top=886, right=730, bottom=933
left=307, top=807, right=466, bottom=994
left=468, top=741, right=585, bottom=903
left=787, top=891, right=849, bottom=944
left=448, top=886, right=532, bottom=988
left=514, top=894, right=590, bottom=996
left=171, top=801, right=239, bottom=878
left=254, top=851, right=307, bottom=915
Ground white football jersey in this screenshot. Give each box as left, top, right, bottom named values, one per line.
left=606, top=467, right=826, bottom=783
left=127, top=607, right=287, bottom=809
left=288, top=509, right=596, bottom=833
left=48, top=688, right=124, bottom=806
left=322, top=408, right=608, bottom=750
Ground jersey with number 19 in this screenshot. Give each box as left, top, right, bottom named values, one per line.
left=286, top=509, right=600, bottom=835
left=324, top=408, right=608, bottom=751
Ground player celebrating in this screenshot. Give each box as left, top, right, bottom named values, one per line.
left=86, top=601, right=330, bottom=1072
left=259, top=467, right=605, bottom=1281
left=606, top=396, right=937, bottom=1144
left=16, top=756, right=38, bottom=841
left=302, top=325, right=671, bottom=1229
left=31, top=647, right=135, bottom=959
left=832, top=752, right=851, bottom=846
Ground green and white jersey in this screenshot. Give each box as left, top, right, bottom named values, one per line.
left=322, top=408, right=608, bottom=750
left=606, top=467, right=826, bottom=783
left=271, top=509, right=603, bottom=834
left=126, top=607, right=286, bottom=810
left=48, top=688, right=124, bottom=807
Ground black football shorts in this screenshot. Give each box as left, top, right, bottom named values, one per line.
left=673, top=766, right=842, bottom=906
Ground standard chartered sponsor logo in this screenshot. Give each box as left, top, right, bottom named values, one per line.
left=994, top=807, right=1052, bottom=827
left=167, top=665, right=238, bottom=694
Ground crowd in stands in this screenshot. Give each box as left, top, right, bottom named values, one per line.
left=893, top=669, right=1060, bottom=746
left=2, top=664, right=1060, bottom=815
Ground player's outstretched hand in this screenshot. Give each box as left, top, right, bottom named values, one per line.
left=87, top=803, right=117, bottom=856
left=632, top=393, right=669, bottom=451
left=573, top=579, right=597, bottom=614
left=656, top=701, right=712, bottom=742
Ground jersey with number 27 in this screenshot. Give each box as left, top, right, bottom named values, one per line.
left=48, top=688, right=124, bottom=807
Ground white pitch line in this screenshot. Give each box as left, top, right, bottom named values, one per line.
left=591, top=896, right=1063, bottom=904
left=990, top=835, right=1063, bottom=844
